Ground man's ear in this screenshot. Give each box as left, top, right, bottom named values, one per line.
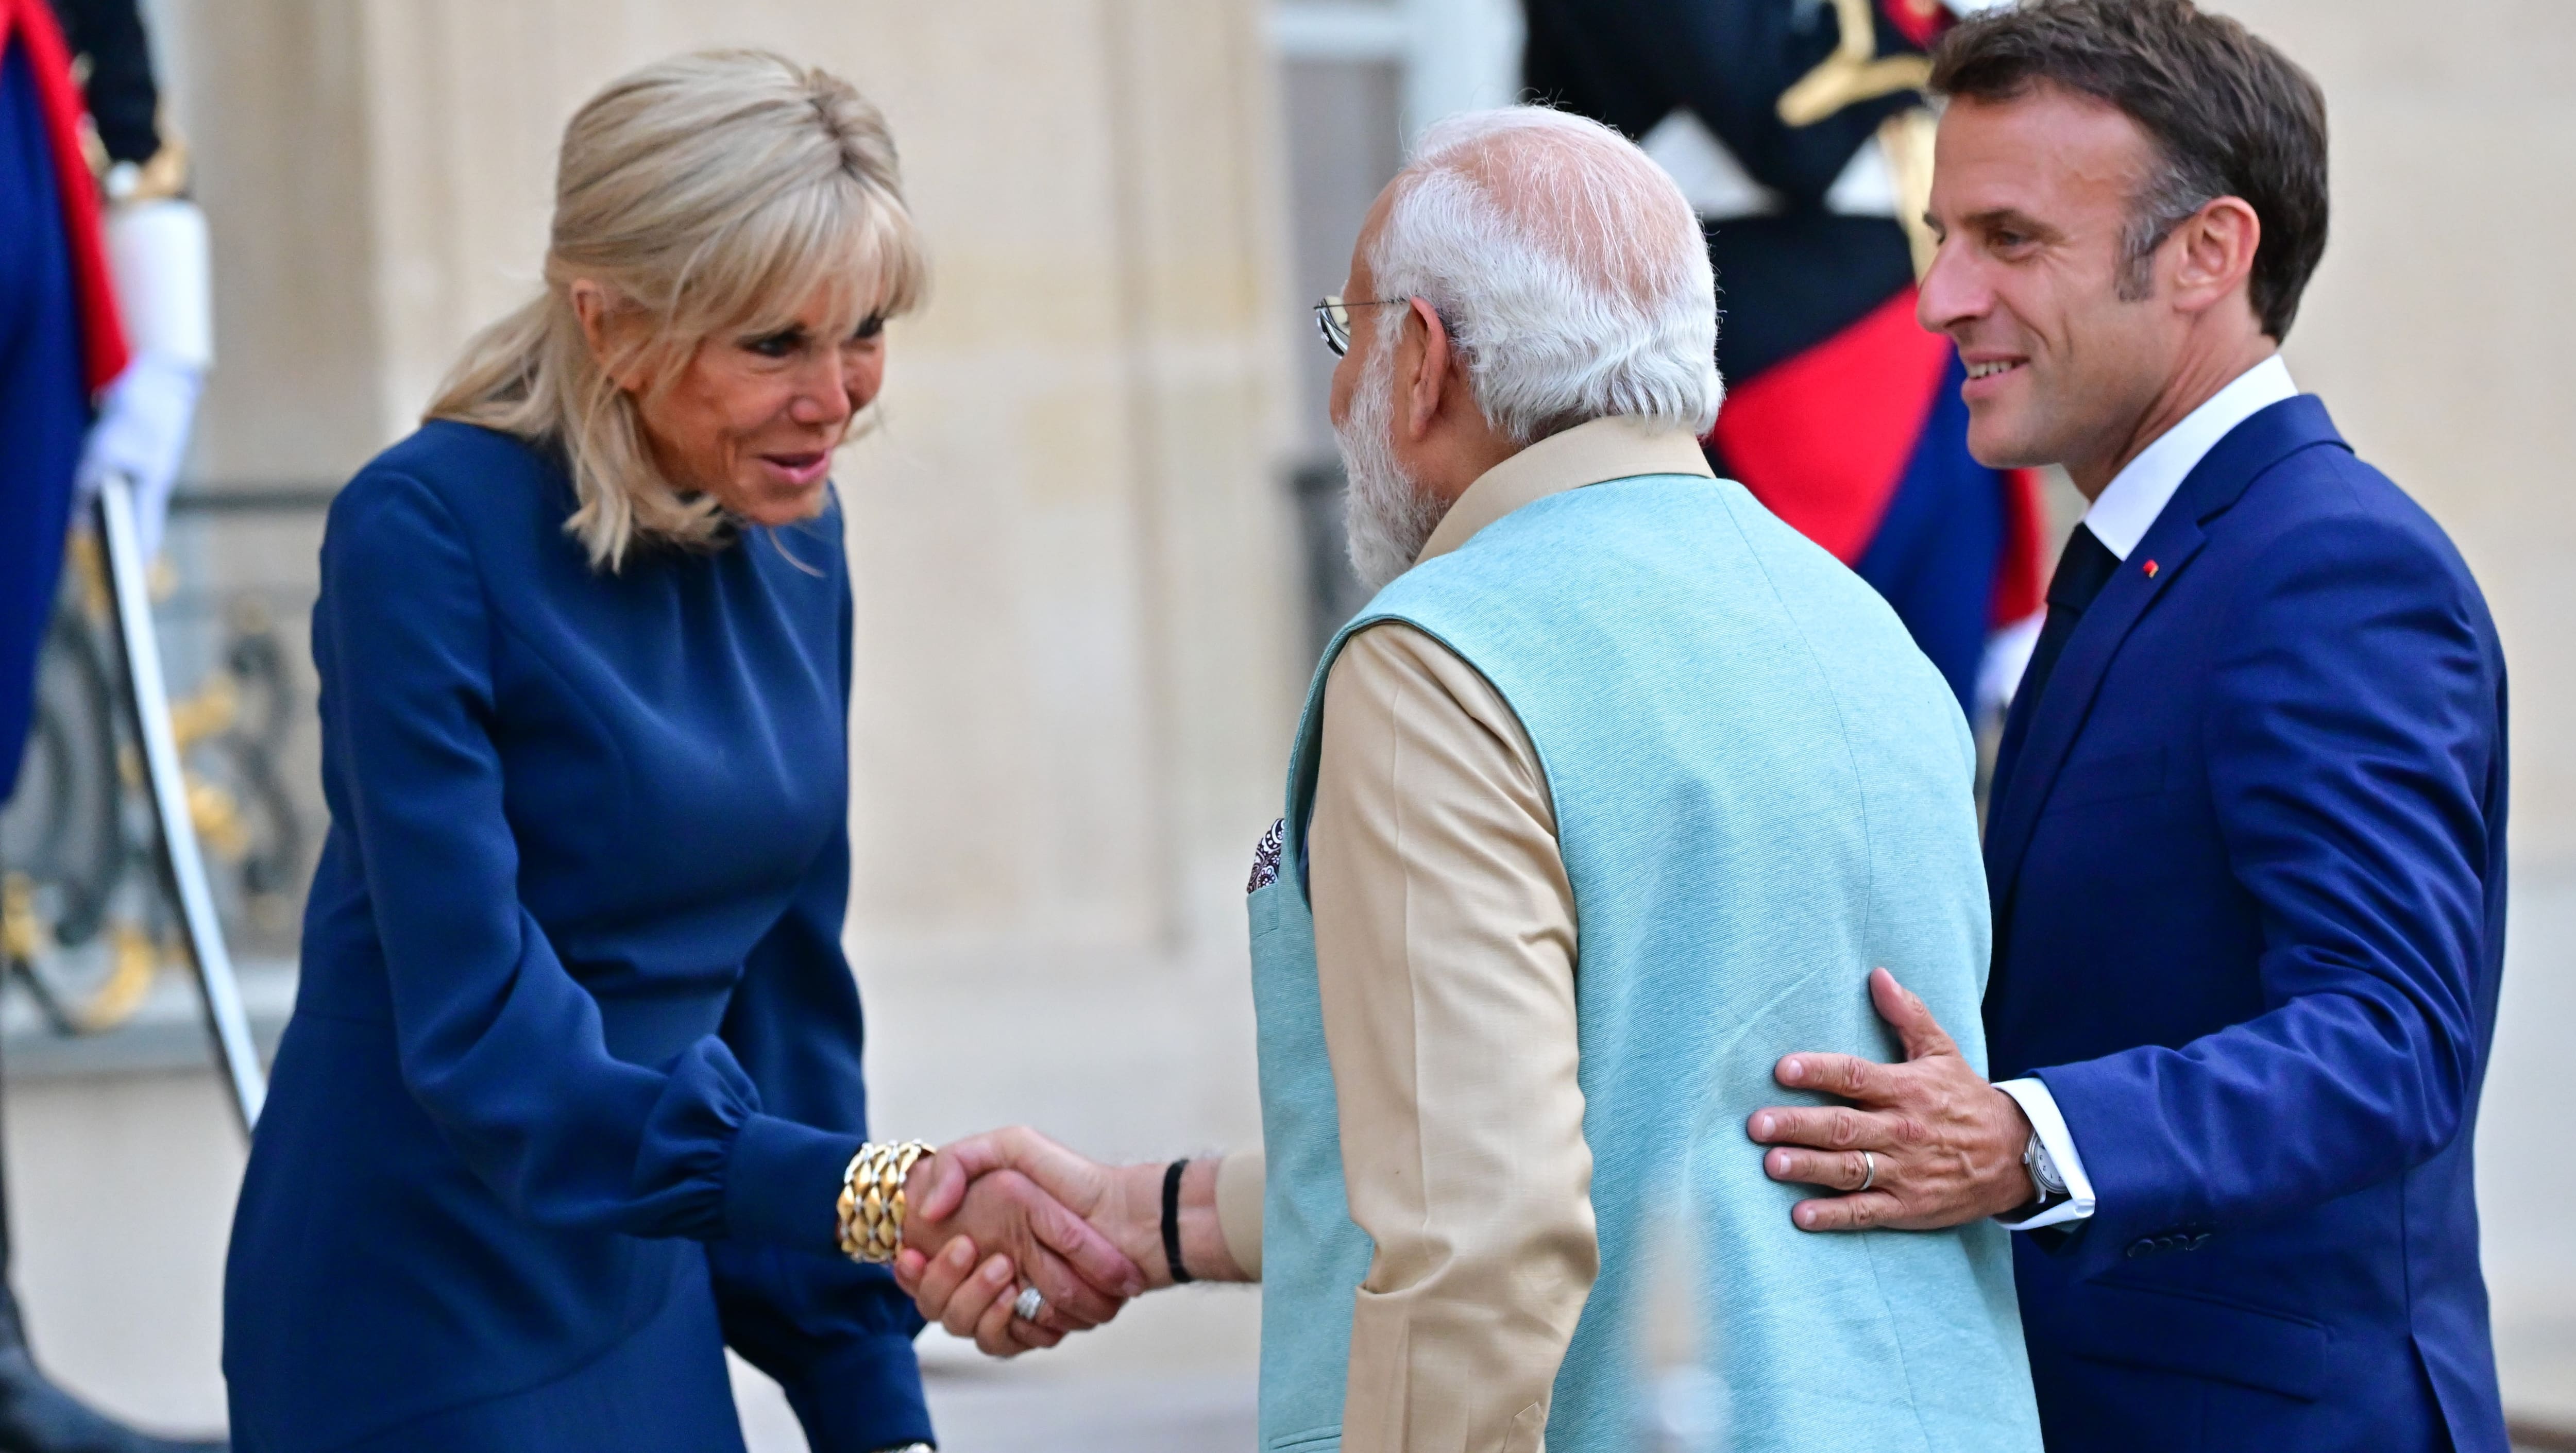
left=2166, top=195, right=2262, bottom=320
left=1399, top=296, right=1451, bottom=441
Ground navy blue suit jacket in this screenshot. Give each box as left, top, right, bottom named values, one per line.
left=225, top=425, right=927, bottom=1452
left=1984, top=397, right=2509, bottom=1451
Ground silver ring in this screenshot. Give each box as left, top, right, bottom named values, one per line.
left=1012, top=1285, right=1045, bottom=1322
left=1857, top=1151, right=1877, bottom=1193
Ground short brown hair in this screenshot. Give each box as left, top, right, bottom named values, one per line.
left=1930, top=0, right=2328, bottom=340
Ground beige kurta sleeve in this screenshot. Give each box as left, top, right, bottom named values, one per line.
left=1214, top=1147, right=1265, bottom=1279
left=1310, top=622, right=1595, bottom=1453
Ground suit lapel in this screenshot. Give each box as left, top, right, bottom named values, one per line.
left=1983, top=516, right=2206, bottom=902
left=1983, top=396, right=2349, bottom=916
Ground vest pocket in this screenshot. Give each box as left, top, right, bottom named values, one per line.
left=1267, top=1424, right=1342, bottom=1451
left=1248, top=879, right=1291, bottom=944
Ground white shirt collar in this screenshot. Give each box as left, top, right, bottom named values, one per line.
left=2082, top=354, right=2299, bottom=560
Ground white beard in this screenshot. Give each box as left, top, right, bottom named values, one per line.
left=1336, top=345, right=1449, bottom=593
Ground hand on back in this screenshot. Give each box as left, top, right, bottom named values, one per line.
left=1746, top=968, right=2038, bottom=1230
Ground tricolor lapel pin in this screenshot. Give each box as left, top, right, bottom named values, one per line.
left=2144, top=560, right=2160, bottom=579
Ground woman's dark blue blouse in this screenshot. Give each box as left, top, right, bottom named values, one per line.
left=223, top=423, right=927, bottom=1452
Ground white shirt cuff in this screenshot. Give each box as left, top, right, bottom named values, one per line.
left=1993, top=1077, right=2097, bottom=1230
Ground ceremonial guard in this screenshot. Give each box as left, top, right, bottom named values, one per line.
left=1522, top=0, right=2045, bottom=716
left=0, top=0, right=216, bottom=1447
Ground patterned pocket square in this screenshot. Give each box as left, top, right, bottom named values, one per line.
left=1247, top=817, right=1285, bottom=894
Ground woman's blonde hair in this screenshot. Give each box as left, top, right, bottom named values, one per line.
left=428, top=49, right=927, bottom=570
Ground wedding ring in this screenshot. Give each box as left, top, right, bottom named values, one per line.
left=1013, top=1285, right=1046, bottom=1322
left=1857, top=1151, right=1877, bottom=1193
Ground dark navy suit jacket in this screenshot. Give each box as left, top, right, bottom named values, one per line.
left=225, top=424, right=927, bottom=1452
left=1984, top=397, right=2509, bottom=1452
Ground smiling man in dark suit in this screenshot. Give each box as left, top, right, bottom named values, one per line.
left=1743, top=3, right=2512, bottom=1449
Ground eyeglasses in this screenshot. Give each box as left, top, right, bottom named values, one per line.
left=1312, top=295, right=1410, bottom=357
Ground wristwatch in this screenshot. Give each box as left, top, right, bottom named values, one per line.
left=2022, top=1129, right=2070, bottom=1211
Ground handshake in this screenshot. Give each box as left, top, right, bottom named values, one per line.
left=893, top=1128, right=1250, bottom=1357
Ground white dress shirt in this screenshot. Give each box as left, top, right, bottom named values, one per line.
left=1992, top=353, right=2299, bottom=1232
left=2075, top=354, right=2298, bottom=562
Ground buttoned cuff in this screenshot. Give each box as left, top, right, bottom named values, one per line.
left=1993, top=1077, right=2097, bottom=1231
left=778, top=1330, right=934, bottom=1452
left=724, top=1113, right=865, bottom=1256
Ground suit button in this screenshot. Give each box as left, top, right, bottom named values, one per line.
left=2126, top=1238, right=2157, bottom=1259
left=2185, top=1233, right=2212, bottom=1251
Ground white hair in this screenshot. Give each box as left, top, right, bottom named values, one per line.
left=1368, top=106, right=1721, bottom=445
left=1338, top=341, right=1446, bottom=590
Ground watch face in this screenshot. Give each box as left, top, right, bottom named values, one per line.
left=2024, top=1135, right=2066, bottom=1198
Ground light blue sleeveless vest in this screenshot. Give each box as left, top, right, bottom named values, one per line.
left=1248, top=473, right=2041, bottom=1453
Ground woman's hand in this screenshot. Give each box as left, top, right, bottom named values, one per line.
left=892, top=1235, right=1061, bottom=1357
left=906, top=1127, right=1177, bottom=1286
left=896, top=1126, right=1253, bottom=1356
left=895, top=1127, right=1161, bottom=1359
left=899, top=1154, right=1142, bottom=1344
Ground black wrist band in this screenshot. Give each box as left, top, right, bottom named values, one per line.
left=1161, top=1158, right=1194, bottom=1284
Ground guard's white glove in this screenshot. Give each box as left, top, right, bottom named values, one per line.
left=77, top=198, right=213, bottom=561
left=76, top=350, right=204, bottom=560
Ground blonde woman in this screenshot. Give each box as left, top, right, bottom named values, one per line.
left=221, top=52, right=1139, bottom=1453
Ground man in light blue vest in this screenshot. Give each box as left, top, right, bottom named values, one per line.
left=897, top=106, right=2041, bottom=1453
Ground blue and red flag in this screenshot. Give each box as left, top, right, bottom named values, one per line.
left=2, top=0, right=124, bottom=392
left=1525, top=0, right=2046, bottom=714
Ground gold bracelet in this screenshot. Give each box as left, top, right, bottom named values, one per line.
left=837, top=1140, right=935, bottom=1263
